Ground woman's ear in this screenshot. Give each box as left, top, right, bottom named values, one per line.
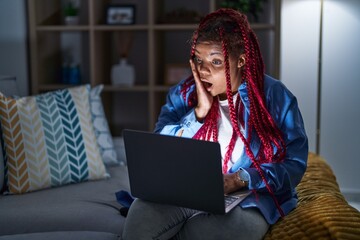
left=238, top=54, right=246, bottom=68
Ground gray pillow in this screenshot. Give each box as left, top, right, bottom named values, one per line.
left=113, top=137, right=127, bottom=166
left=90, top=85, right=118, bottom=166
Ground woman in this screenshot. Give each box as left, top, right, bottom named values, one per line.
left=122, top=8, right=308, bottom=240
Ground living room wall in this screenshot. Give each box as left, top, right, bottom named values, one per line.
left=0, top=0, right=29, bottom=96
left=281, top=0, right=360, bottom=199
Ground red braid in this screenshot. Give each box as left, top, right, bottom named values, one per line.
left=192, top=100, right=219, bottom=141
left=219, top=27, right=240, bottom=173
left=180, top=8, right=286, bottom=217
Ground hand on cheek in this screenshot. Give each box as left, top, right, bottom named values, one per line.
left=189, top=59, right=213, bottom=122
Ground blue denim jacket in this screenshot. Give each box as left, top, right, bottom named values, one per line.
left=154, top=75, right=308, bottom=224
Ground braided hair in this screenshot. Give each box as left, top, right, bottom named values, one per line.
left=181, top=8, right=286, bottom=216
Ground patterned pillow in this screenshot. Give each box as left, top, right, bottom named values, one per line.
left=0, top=85, right=108, bottom=194
left=90, top=85, right=118, bottom=166
left=113, top=136, right=127, bottom=166
left=0, top=144, right=3, bottom=192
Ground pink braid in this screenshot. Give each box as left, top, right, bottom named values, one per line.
left=180, top=8, right=286, bottom=217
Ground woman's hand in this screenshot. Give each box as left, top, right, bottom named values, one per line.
left=223, top=172, right=246, bottom=194
left=190, top=59, right=213, bottom=121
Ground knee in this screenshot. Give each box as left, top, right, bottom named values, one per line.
left=122, top=199, right=195, bottom=240
left=122, top=199, right=150, bottom=239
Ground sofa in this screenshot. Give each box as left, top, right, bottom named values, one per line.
left=0, top=86, right=360, bottom=240
left=0, top=84, right=132, bottom=240
left=0, top=163, right=129, bottom=240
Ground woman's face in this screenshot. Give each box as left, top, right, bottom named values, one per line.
left=193, top=41, right=244, bottom=100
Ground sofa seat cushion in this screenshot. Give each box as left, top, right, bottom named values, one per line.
left=0, top=231, right=120, bottom=240
left=0, top=165, right=129, bottom=236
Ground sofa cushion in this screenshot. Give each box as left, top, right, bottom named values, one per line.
left=0, top=165, right=129, bottom=236
left=113, top=137, right=127, bottom=166
left=0, top=231, right=120, bottom=240
left=264, top=153, right=360, bottom=239
left=90, top=85, right=118, bottom=166
left=0, top=85, right=108, bottom=194
left=0, top=144, right=3, bottom=192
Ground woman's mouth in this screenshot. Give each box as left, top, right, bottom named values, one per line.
left=202, top=81, right=213, bottom=91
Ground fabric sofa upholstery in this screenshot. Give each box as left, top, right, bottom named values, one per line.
left=0, top=232, right=120, bottom=240
left=264, top=153, right=360, bottom=239
left=0, top=165, right=129, bottom=239
left=0, top=152, right=359, bottom=239
left=0, top=84, right=126, bottom=239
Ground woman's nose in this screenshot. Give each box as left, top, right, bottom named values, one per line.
left=198, top=62, right=210, bottom=74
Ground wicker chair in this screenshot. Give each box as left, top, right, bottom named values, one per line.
left=264, top=152, right=360, bottom=240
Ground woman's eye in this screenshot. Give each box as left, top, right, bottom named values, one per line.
left=212, top=59, right=222, bottom=65
left=194, top=57, right=202, bottom=64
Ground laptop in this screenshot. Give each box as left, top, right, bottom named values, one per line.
left=123, top=129, right=251, bottom=214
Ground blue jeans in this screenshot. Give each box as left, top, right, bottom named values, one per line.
left=122, top=199, right=269, bottom=240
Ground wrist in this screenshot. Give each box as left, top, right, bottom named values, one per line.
left=194, top=107, right=207, bottom=122
left=235, top=170, right=249, bottom=188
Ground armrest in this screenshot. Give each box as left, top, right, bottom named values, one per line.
left=264, top=153, right=360, bottom=239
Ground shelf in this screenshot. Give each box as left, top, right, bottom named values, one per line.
left=250, top=24, right=276, bottom=30
left=36, top=25, right=90, bottom=31
left=38, top=84, right=80, bottom=91
left=93, top=25, right=149, bottom=31
left=103, top=85, right=150, bottom=92
left=28, top=0, right=281, bottom=135
left=153, top=24, right=198, bottom=31
left=154, top=85, right=171, bottom=92
left=153, top=23, right=275, bottom=31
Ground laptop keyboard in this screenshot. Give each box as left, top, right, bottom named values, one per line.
left=224, top=195, right=239, bottom=207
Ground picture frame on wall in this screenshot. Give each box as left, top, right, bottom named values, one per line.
left=106, top=4, right=136, bottom=25
left=165, top=64, right=192, bottom=85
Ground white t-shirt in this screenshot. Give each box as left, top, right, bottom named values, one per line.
left=217, top=94, right=244, bottom=171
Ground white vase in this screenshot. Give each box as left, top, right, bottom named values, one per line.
left=64, top=16, right=79, bottom=25
left=111, top=58, right=135, bottom=86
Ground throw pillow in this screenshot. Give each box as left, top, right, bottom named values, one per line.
left=90, top=85, right=118, bottom=165
left=113, top=136, right=127, bottom=166
left=0, top=143, right=3, bottom=192
left=0, top=85, right=108, bottom=194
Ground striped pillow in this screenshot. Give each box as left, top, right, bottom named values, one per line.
left=0, top=85, right=108, bottom=194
